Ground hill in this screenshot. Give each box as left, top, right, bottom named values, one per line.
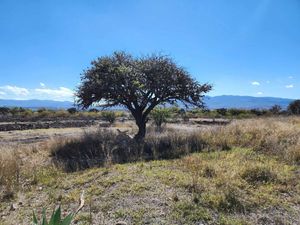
left=0, top=95, right=295, bottom=109
left=205, top=95, right=294, bottom=109
left=0, top=99, right=74, bottom=109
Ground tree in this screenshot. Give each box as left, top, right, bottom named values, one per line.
left=270, top=105, right=282, bottom=115
left=0, top=107, right=10, bottom=115
left=151, top=107, right=171, bottom=131
left=288, top=100, right=300, bottom=115
left=77, top=51, right=212, bottom=139
left=216, top=108, right=227, bottom=116
left=102, top=111, right=116, bottom=124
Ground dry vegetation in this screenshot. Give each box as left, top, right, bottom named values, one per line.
left=0, top=117, right=300, bottom=224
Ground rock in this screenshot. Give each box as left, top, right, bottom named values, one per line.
left=115, top=221, right=127, bottom=225
left=9, top=204, right=17, bottom=211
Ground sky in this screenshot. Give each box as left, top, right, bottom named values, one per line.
left=0, top=0, right=299, bottom=101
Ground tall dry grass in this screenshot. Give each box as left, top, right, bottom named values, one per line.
left=197, top=117, right=300, bottom=163
left=0, top=146, right=20, bottom=200
left=51, top=117, right=300, bottom=172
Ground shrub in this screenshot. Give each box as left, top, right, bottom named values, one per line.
left=101, top=111, right=116, bottom=124
left=216, top=108, right=227, bottom=116
left=37, top=107, right=48, bottom=113
left=89, top=108, right=99, bottom=113
left=33, top=206, right=73, bottom=225
left=0, top=107, right=10, bottom=115
left=67, top=107, right=77, bottom=114
left=228, top=108, right=245, bottom=117
left=218, top=188, right=245, bottom=213
left=151, top=107, right=171, bottom=130
left=241, top=165, right=277, bottom=185
left=288, top=100, right=300, bottom=115
left=270, top=105, right=282, bottom=115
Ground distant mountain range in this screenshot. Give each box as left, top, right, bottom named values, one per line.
left=0, top=95, right=296, bottom=110
left=204, top=95, right=295, bottom=109
left=0, top=99, right=74, bottom=109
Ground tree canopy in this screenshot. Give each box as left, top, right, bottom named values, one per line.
left=77, top=51, right=212, bottom=139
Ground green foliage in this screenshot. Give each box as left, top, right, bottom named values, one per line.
left=77, top=51, right=212, bottom=139
left=32, top=206, right=73, bottom=225
left=101, top=111, right=116, bottom=124
left=151, top=107, right=171, bottom=128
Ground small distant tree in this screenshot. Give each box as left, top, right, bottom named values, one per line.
left=77, top=51, right=212, bottom=139
left=288, top=100, right=300, bottom=115
left=216, top=108, right=227, bottom=116
left=270, top=105, right=282, bottom=115
left=102, top=111, right=116, bottom=124
left=10, top=107, right=26, bottom=116
left=67, top=107, right=77, bottom=114
left=37, top=107, right=47, bottom=113
left=151, top=107, right=171, bottom=130
left=0, top=107, right=10, bottom=115
left=89, top=108, right=99, bottom=113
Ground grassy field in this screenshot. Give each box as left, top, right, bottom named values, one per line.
left=1, top=117, right=300, bottom=224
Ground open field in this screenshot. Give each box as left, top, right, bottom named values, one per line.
left=1, top=117, right=300, bottom=224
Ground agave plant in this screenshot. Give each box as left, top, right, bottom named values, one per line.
left=32, top=206, right=73, bottom=225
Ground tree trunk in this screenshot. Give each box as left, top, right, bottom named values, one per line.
left=134, top=119, right=146, bottom=140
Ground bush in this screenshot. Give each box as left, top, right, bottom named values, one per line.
left=270, top=105, right=282, bottom=115
left=67, top=107, right=77, bottom=114
left=0, top=107, right=10, bottom=115
left=216, top=108, right=227, bottom=116
left=89, top=108, right=99, bottom=113
left=101, top=111, right=116, bottom=124
left=241, top=165, right=277, bottom=185
left=151, top=107, right=171, bottom=130
left=288, top=100, right=300, bottom=115
left=218, top=188, right=245, bottom=213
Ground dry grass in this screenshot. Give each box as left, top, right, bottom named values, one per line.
left=0, top=146, right=20, bottom=200
left=1, top=117, right=300, bottom=224
left=195, top=117, right=300, bottom=163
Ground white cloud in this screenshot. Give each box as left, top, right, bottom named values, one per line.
left=0, top=85, right=29, bottom=96
left=285, top=84, right=294, bottom=89
left=257, top=92, right=263, bottom=95
left=288, top=76, right=293, bottom=79
left=34, top=87, right=74, bottom=100
left=251, top=81, right=260, bottom=86
left=266, top=81, right=270, bottom=84
left=0, top=84, right=74, bottom=101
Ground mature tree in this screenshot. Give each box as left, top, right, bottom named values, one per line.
left=77, top=51, right=212, bottom=139
left=288, top=100, right=300, bottom=115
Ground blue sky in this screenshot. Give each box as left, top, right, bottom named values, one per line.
left=0, top=0, right=299, bottom=101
